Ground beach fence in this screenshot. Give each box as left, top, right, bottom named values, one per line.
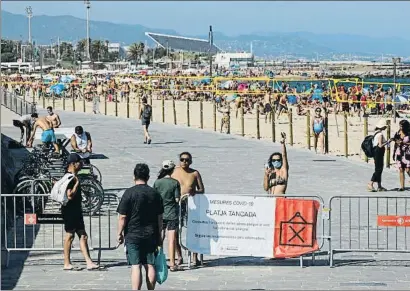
left=5, top=77, right=410, bottom=166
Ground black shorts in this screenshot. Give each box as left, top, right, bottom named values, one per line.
left=62, top=208, right=85, bottom=233
left=126, top=243, right=156, bottom=266
left=13, top=120, right=24, bottom=127
left=142, top=118, right=150, bottom=128
left=264, top=103, right=272, bottom=113
left=163, top=219, right=179, bottom=231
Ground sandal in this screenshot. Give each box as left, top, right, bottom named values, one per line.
left=398, top=188, right=405, bottom=192
left=367, top=185, right=376, bottom=192
left=176, top=258, right=183, bottom=266
left=169, top=265, right=183, bottom=272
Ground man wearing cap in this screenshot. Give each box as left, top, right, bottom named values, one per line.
left=62, top=153, right=100, bottom=271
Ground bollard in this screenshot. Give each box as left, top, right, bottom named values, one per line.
left=83, top=96, right=86, bottom=113
left=162, top=96, right=165, bottom=123
left=104, top=93, right=107, bottom=115
left=241, top=106, right=245, bottom=137
left=200, top=100, right=204, bottom=129
left=213, top=101, right=217, bottom=131
left=63, top=95, right=66, bottom=110
left=386, top=119, right=391, bottom=168
left=256, top=104, right=260, bottom=139
left=127, top=95, right=130, bottom=118
left=115, top=98, right=118, bottom=117
left=72, top=93, right=75, bottom=111
left=307, top=110, right=311, bottom=150
left=271, top=109, right=276, bottom=143
left=149, top=96, right=153, bottom=121
left=364, top=116, right=368, bottom=163
left=173, top=98, right=177, bottom=125
left=187, top=100, right=191, bottom=127
left=324, top=110, right=329, bottom=154
left=52, top=94, right=55, bottom=110
left=344, top=112, right=348, bottom=158
left=289, top=108, right=294, bottom=146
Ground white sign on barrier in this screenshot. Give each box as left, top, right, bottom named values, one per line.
left=186, top=194, right=276, bottom=257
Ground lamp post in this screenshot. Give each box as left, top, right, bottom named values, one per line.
left=392, top=57, right=401, bottom=123
left=25, top=6, right=33, bottom=62
left=84, top=0, right=91, bottom=60
left=209, top=25, right=213, bottom=77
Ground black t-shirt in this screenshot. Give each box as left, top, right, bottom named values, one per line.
left=117, top=184, right=164, bottom=247
left=63, top=179, right=82, bottom=212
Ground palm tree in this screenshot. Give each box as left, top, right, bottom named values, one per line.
left=128, top=42, right=145, bottom=64
left=90, top=40, right=106, bottom=61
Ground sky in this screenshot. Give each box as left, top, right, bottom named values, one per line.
left=2, top=1, right=410, bottom=39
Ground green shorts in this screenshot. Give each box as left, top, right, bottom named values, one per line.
left=126, top=243, right=156, bottom=265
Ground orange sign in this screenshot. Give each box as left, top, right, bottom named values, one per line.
left=274, top=198, right=320, bottom=258
left=24, top=214, right=37, bottom=225
left=377, top=215, right=410, bottom=227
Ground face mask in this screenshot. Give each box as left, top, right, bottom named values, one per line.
left=272, top=161, right=282, bottom=169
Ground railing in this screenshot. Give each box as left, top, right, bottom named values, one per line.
left=0, top=88, right=36, bottom=116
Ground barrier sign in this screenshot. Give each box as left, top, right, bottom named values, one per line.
left=24, top=214, right=37, bottom=225
left=377, top=215, right=410, bottom=227
left=186, top=194, right=319, bottom=258
left=37, top=213, right=64, bottom=224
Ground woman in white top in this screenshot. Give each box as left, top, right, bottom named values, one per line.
left=368, top=120, right=388, bottom=192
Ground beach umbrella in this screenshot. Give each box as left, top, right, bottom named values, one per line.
left=201, top=78, right=211, bottom=84
left=225, top=93, right=238, bottom=102
left=394, top=95, right=409, bottom=104
left=60, top=75, right=73, bottom=83
left=50, top=83, right=65, bottom=95
left=237, top=83, right=248, bottom=91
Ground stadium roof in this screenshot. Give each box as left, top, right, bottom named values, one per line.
left=145, top=32, right=221, bottom=54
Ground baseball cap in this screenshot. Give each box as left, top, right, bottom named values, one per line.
left=162, top=160, right=175, bottom=170
left=67, top=153, right=82, bottom=164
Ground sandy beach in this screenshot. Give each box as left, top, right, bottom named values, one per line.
left=31, top=92, right=401, bottom=167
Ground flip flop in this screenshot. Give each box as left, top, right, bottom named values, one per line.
left=367, top=185, right=376, bottom=192
left=87, top=266, right=105, bottom=271
left=169, top=265, right=183, bottom=272
left=63, top=266, right=83, bottom=271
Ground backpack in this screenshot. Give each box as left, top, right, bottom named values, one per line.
left=50, top=173, right=75, bottom=205
left=361, top=132, right=379, bottom=158
left=143, top=105, right=152, bottom=119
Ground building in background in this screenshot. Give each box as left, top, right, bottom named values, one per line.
left=214, top=52, right=254, bottom=68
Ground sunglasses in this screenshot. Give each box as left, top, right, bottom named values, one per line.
left=271, top=159, right=281, bottom=162
left=180, top=158, right=191, bottom=163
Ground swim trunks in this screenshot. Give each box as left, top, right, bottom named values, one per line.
left=41, top=129, right=57, bottom=143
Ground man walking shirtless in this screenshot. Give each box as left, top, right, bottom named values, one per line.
left=27, top=115, right=60, bottom=154
left=171, top=152, right=205, bottom=266
left=46, top=106, right=62, bottom=128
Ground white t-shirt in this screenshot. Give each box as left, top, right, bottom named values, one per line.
left=373, top=131, right=386, bottom=147
left=18, top=114, right=31, bottom=123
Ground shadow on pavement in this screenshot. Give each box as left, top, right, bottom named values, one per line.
left=1, top=134, right=39, bottom=290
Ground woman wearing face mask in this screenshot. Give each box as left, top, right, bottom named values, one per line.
left=263, top=132, right=289, bottom=195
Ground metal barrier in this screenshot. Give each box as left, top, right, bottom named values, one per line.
left=328, top=195, right=410, bottom=267
left=1, top=189, right=120, bottom=268
left=178, top=193, right=326, bottom=268
left=1, top=88, right=36, bottom=116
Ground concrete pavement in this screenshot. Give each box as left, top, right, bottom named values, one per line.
left=2, top=107, right=410, bottom=290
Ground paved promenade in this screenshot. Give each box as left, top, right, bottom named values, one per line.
left=2, top=106, right=410, bottom=290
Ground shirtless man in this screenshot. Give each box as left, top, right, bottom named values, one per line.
left=218, top=101, right=231, bottom=134
left=46, top=106, right=62, bottom=128
left=171, top=152, right=205, bottom=266
left=27, top=115, right=60, bottom=154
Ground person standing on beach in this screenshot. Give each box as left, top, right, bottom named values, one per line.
left=368, top=120, right=389, bottom=192
left=171, top=152, right=205, bottom=267
left=311, top=107, right=326, bottom=154
left=139, top=97, right=152, bottom=144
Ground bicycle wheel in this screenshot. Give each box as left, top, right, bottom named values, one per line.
left=78, top=164, right=102, bottom=184
left=79, top=177, right=104, bottom=215
left=12, top=180, right=49, bottom=215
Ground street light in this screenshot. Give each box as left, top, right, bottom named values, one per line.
left=25, top=6, right=33, bottom=63
left=84, top=0, right=91, bottom=60
left=209, top=25, right=213, bottom=77
left=392, top=57, right=401, bottom=123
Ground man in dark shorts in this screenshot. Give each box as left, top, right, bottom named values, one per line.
left=139, top=97, right=152, bottom=144
left=62, top=153, right=99, bottom=271
left=117, top=163, right=164, bottom=290
left=13, top=113, right=37, bottom=145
